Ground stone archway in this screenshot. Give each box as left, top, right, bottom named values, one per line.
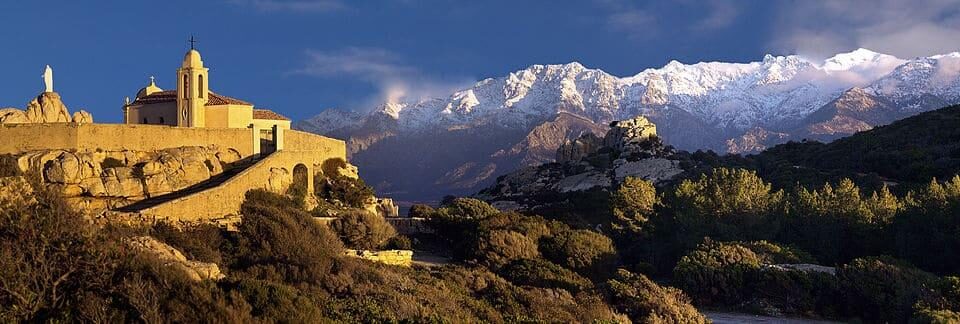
left=291, top=163, right=312, bottom=196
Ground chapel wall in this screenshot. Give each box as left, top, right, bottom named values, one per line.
left=0, top=124, right=257, bottom=158
left=76, top=124, right=256, bottom=157
left=284, top=129, right=347, bottom=157
left=127, top=102, right=177, bottom=125
left=0, top=123, right=79, bottom=153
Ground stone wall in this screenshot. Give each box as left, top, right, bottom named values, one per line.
left=0, top=123, right=255, bottom=157
left=285, top=129, right=346, bottom=157
left=137, top=149, right=345, bottom=223
left=343, top=249, right=414, bottom=266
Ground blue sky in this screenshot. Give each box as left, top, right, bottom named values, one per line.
left=1, top=0, right=958, bottom=123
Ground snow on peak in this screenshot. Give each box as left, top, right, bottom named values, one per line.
left=822, top=48, right=902, bottom=72
left=301, top=49, right=959, bottom=134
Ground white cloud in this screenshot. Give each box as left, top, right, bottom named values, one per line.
left=294, top=47, right=475, bottom=108
left=771, top=0, right=960, bottom=58
left=230, top=0, right=345, bottom=12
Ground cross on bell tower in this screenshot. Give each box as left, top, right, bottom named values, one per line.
left=188, top=35, right=197, bottom=50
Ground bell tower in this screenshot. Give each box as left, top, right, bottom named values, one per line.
left=176, top=37, right=209, bottom=127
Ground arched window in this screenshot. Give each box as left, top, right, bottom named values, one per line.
left=198, top=75, right=204, bottom=98
left=182, top=75, right=189, bottom=99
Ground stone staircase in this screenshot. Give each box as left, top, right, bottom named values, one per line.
left=114, top=156, right=262, bottom=213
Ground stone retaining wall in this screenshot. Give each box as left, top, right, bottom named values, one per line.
left=343, top=249, right=414, bottom=266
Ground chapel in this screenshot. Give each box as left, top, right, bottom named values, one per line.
left=122, top=48, right=290, bottom=130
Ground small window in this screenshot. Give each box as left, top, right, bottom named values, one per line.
left=159, top=117, right=165, bottom=124
left=143, top=118, right=148, bottom=124
left=198, top=75, right=204, bottom=98
left=182, top=75, right=189, bottom=99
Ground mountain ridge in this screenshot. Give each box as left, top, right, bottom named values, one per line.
left=297, top=49, right=960, bottom=200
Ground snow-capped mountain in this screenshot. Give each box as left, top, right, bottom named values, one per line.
left=297, top=49, right=960, bottom=201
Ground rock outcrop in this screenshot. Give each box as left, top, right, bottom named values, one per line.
left=0, top=92, right=94, bottom=125
left=25, top=92, right=71, bottom=123
left=71, top=110, right=94, bottom=124
left=478, top=117, right=687, bottom=211
left=0, top=108, right=29, bottom=124
left=603, top=116, right=658, bottom=153
left=7, top=145, right=243, bottom=215
left=127, top=236, right=225, bottom=281
left=556, top=133, right=603, bottom=163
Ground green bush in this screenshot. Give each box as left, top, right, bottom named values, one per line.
left=472, top=230, right=540, bottom=268
left=753, top=268, right=841, bottom=317
left=408, top=204, right=436, bottom=218
left=314, top=173, right=375, bottom=209
left=540, top=229, right=617, bottom=279
left=498, top=258, right=593, bottom=293
left=383, top=235, right=413, bottom=250
left=152, top=222, right=228, bottom=265
left=329, top=211, right=397, bottom=250
left=603, top=269, right=708, bottom=324
left=673, top=240, right=762, bottom=305
left=837, top=256, right=940, bottom=323
left=235, top=189, right=344, bottom=285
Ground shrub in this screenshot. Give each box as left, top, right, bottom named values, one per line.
left=383, top=235, right=413, bottom=250
left=498, top=258, right=593, bottom=293
left=101, top=157, right=126, bottom=169
left=0, top=154, right=20, bottom=177
left=329, top=211, right=397, bottom=250
left=436, top=197, right=499, bottom=221
left=837, top=256, right=940, bottom=323
left=152, top=222, right=227, bottom=265
left=673, top=240, right=762, bottom=305
left=314, top=173, right=375, bottom=209
left=408, top=204, right=436, bottom=218
left=0, top=182, right=118, bottom=322
left=753, top=268, right=841, bottom=317
left=603, top=269, right=708, bottom=324
left=472, top=230, right=540, bottom=268
left=540, top=229, right=617, bottom=279
left=235, top=189, right=343, bottom=285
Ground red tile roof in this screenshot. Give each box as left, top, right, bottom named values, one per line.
left=130, top=90, right=252, bottom=107
left=253, top=109, right=290, bottom=121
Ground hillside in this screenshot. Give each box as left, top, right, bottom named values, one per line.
left=300, top=50, right=960, bottom=201
left=751, top=104, right=960, bottom=190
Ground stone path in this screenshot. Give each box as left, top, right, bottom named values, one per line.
left=704, top=312, right=841, bottom=324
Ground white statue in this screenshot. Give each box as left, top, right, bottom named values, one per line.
left=42, top=65, right=53, bottom=93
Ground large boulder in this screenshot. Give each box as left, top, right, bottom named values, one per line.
left=71, top=110, right=94, bottom=124
left=602, top=116, right=657, bottom=153
left=25, top=92, right=72, bottom=123
left=127, top=236, right=224, bottom=281
left=43, top=152, right=82, bottom=184
left=0, top=108, right=29, bottom=124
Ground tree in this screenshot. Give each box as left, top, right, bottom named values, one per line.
left=671, top=168, right=784, bottom=242
left=610, top=177, right=658, bottom=237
